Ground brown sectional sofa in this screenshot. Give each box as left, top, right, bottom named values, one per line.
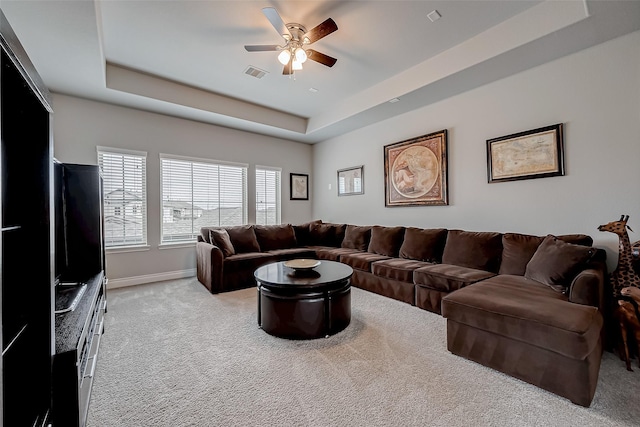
left=196, top=220, right=607, bottom=407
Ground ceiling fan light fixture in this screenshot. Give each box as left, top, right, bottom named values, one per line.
left=294, top=47, right=307, bottom=63
left=277, top=50, right=291, bottom=65
left=292, top=60, right=303, bottom=71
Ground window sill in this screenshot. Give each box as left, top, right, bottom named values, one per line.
left=158, top=241, right=196, bottom=250
left=106, top=245, right=151, bottom=254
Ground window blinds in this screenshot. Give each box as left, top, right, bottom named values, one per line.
left=161, top=155, right=247, bottom=242
left=256, top=167, right=281, bottom=225
left=97, top=148, right=147, bottom=247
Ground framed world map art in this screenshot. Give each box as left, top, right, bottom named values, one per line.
left=384, top=129, right=448, bottom=207
left=486, top=123, right=564, bottom=183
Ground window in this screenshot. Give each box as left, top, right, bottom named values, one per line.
left=97, top=147, right=147, bottom=248
left=256, top=166, right=281, bottom=225
left=160, top=154, right=247, bottom=243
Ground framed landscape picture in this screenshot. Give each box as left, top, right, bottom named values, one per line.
left=337, top=165, right=364, bottom=196
left=290, top=173, right=309, bottom=200
left=487, top=123, right=564, bottom=183
left=384, top=129, right=448, bottom=206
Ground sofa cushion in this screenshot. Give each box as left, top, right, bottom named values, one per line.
left=368, top=226, right=405, bottom=257
left=499, top=233, right=545, bottom=276
left=226, top=225, right=261, bottom=253
left=254, top=224, right=297, bottom=251
left=310, top=223, right=346, bottom=247
left=441, top=275, right=602, bottom=360
left=223, top=252, right=274, bottom=272
left=525, top=235, right=595, bottom=293
left=399, top=228, right=448, bottom=262
left=341, top=225, right=372, bottom=251
left=266, top=247, right=316, bottom=261
left=314, top=247, right=363, bottom=261
left=372, top=258, right=434, bottom=283
left=413, top=263, right=496, bottom=292
left=292, top=220, right=322, bottom=246
left=341, top=252, right=391, bottom=272
left=208, top=229, right=236, bottom=257
left=442, top=230, right=503, bottom=273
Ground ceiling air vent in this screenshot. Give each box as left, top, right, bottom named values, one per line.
left=244, top=66, right=268, bottom=79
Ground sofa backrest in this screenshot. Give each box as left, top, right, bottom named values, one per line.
left=499, top=232, right=594, bottom=276
left=368, top=226, right=405, bottom=257
left=254, top=224, right=297, bottom=251
left=398, top=228, right=448, bottom=263
left=292, top=220, right=322, bottom=246
left=341, top=225, right=372, bottom=251
left=442, top=230, right=503, bottom=273
left=309, top=222, right=346, bottom=247
left=227, top=225, right=261, bottom=253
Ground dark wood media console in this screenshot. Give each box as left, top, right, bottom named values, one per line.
left=53, top=272, right=106, bottom=427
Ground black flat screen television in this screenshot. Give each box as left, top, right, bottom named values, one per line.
left=54, top=160, right=86, bottom=313
left=53, top=159, right=67, bottom=285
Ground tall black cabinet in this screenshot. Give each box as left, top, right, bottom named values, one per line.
left=53, top=163, right=106, bottom=427
left=1, top=10, right=55, bottom=427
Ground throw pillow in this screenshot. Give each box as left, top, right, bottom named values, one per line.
left=208, top=229, right=236, bottom=257
left=341, top=225, right=372, bottom=251
left=399, top=228, right=448, bottom=262
left=524, top=235, right=595, bottom=293
left=368, top=226, right=405, bottom=257
left=226, top=225, right=261, bottom=253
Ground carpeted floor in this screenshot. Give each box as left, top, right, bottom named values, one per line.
left=87, top=278, right=640, bottom=426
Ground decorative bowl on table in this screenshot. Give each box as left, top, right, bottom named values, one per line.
left=284, top=259, right=321, bottom=271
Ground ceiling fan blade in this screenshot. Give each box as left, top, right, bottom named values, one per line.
left=304, top=18, right=338, bottom=44
left=244, top=45, right=280, bottom=52
left=306, top=49, right=337, bottom=67
left=262, top=7, right=291, bottom=39
left=283, top=60, right=293, bottom=75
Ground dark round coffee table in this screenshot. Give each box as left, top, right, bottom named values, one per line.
left=254, top=260, right=354, bottom=339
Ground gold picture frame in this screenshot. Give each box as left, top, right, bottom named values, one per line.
left=384, top=130, right=448, bottom=207
left=487, top=123, right=564, bottom=183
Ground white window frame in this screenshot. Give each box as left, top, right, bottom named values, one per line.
left=159, top=153, right=248, bottom=244
left=97, top=146, right=148, bottom=250
left=255, top=165, right=282, bottom=226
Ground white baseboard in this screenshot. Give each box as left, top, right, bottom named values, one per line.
left=106, top=268, right=196, bottom=289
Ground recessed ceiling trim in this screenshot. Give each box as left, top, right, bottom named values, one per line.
left=105, top=62, right=307, bottom=134
left=306, top=0, right=589, bottom=134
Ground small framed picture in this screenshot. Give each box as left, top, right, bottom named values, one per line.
left=290, top=173, right=309, bottom=200
left=337, top=165, right=364, bottom=196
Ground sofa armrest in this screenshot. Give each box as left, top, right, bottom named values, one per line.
left=568, top=268, right=604, bottom=309
left=196, top=241, right=224, bottom=293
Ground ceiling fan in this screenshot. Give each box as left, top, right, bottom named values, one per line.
left=244, top=7, right=338, bottom=75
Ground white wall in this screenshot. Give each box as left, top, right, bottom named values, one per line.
left=312, top=31, right=640, bottom=270
left=52, top=95, right=313, bottom=285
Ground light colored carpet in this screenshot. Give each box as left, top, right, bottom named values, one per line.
left=87, top=278, right=640, bottom=427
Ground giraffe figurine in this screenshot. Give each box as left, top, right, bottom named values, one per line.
left=598, top=215, right=640, bottom=297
